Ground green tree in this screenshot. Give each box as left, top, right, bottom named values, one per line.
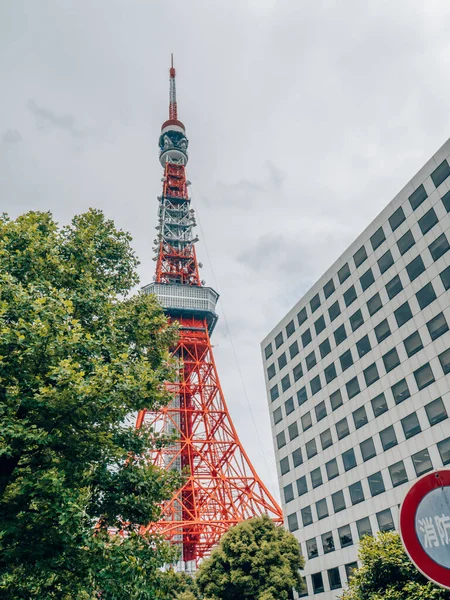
left=0, top=210, right=181, bottom=599
left=195, top=515, right=304, bottom=600
left=341, top=530, right=450, bottom=600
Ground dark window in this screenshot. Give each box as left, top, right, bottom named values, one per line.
left=353, top=406, right=368, bottom=429
left=364, top=363, right=380, bottom=386
left=306, top=438, right=317, bottom=459
left=392, top=378, right=411, bottom=404
left=301, top=506, right=313, bottom=526
left=371, top=226, right=386, bottom=250
left=275, top=332, right=283, bottom=349
left=378, top=249, right=394, bottom=274
left=442, top=190, right=450, bottom=212
left=414, top=363, right=435, bottom=389
left=345, top=562, right=358, bottom=580
left=311, top=572, right=324, bottom=594
left=286, top=319, right=295, bottom=338
left=288, top=421, right=299, bottom=441
left=287, top=512, right=299, bottom=532
left=329, top=300, right=341, bottom=321
left=429, top=233, right=450, bottom=261
left=382, top=348, right=400, bottom=373
left=336, top=417, right=350, bottom=440
left=301, top=328, right=312, bottom=347
left=368, top=471, right=385, bottom=496
left=389, top=460, right=408, bottom=487
left=297, top=386, right=307, bottom=406
left=293, top=448, right=303, bottom=468
left=334, top=324, right=347, bottom=345
left=380, top=425, right=398, bottom=450
left=289, top=340, right=299, bottom=360
left=406, top=255, right=426, bottom=282
left=427, top=312, right=449, bottom=340
left=319, top=338, right=331, bottom=359
left=356, top=517, right=372, bottom=539
left=314, top=315, right=326, bottom=335
left=344, top=285, right=357, bottom=307
left=325, top=362, right=337, bottom=384
left=322, top=531, right=335, bottom=554
left=281, top=374, right=291, bottom=392
left=375, top=319, right=391, bottom=343
left=338, top=263, right=351, bottom=284
left=349, top=481, right=365, bottom=505
left=386, top=274, right=403, bottom=299
left=280, top=457, right=290, bottom=475
left=367, top=292, right=383, bottom=316
left=394, top=301, right=413, bottom=327
left=350, top=309, right=364, bottom=332
left=270, top=384, right=279, bottom=402
left=321, top=428, right=333, bottom=450
left=301, top=411, right=312, bottom=431
left=328, top=567, right=342, bottom=590
left=326, top=458, right=339, bottom=480
left=438, top=437, right=450, bottom=465
left=311, top=467, right=323, bottom=489
left=404, top=331, right=423, bottom=357
left=267, top=364, right=276, bottom=380
left=273, top=407, right=282, bottom=425
left=324, top=278, right=335, bottom=299
left=356, top=334, right=371, bottom=358
left=315, top=401, right=327, bottom=422
left=425, top=397, right=448, bottom=426
left=371, top=392, right=388, bottom=417
left=330, top=389, right=343, bottom=411
left=439, top=349, right=450, bottom=374
left=264, top=343, right=273, bottom=359
left=354, top=245, right=368, bottom=268
left=360, top=437, right=376, bottom=461
left=401, top=412, right=422, bottom=439
left=311, top=375, right=322, bottom=395
left=285, top=397, right=295, bottom=415
left=339, top=524, right=353, bottom=548
left=316, top=498, right=328, bottom=519
left=441, top=265, right=450, bottom=289
left=278, top=352, right=287, bottom=370
left=409, top=184, right=427, bottom=210
left=340, top=349, right=353, bottom=371
left=431, top=159, right=450, bottom=187
left=419, top=207, right=439, bottom=235
left=389, top=206, right=406, bottom=231
left=297, top=307, right=307, bottom=326
left=346, top=377, right=360, bottom=399
left=310, top=293, right=321, bottom=313
left=277, top=431, right=286, bottom=449
left=306, top=351, right=317, bottom=370
left=342, top=448, right=357, bottom=471
left=360, top=268, right=375, bottom=291
left=332, top=490, right=346, bottom=513
left=398, top=229, right=415, bottom=255
left=296, top=475, right=307, bottom=495
left=293, top=362, right=303, bottom=382
left=306, top=537, right=318, bottom=559
left=412, top=448, right=433, bottom=476
left=377, top=508, right=395, bottom=531
left=284, top=483, right=294, bottom=503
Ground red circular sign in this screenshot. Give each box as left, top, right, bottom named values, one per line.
left=400, top=469, right=450, bottom=590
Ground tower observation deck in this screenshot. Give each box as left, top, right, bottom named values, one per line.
left=136, top=56, right=282, bottom=570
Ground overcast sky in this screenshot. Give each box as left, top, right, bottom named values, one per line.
left=1, top=0, right=450, bottom=500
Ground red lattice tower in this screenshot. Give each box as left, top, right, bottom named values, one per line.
left=136, top=56, right=282, bottom=569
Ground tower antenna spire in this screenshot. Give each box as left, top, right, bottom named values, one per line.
left=169, top=53, right=177, bottom=121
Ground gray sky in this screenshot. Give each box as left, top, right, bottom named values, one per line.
left=1, top=0, right=450, bottom=500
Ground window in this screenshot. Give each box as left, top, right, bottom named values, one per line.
left=425, top=397, right=448, bottom=426
left=332, top=490, right=346, bottom=513
left=284, top=483, right=294, bottom=503
left=324, top=278, right=335, bottom=299
left=297, top=307, right=307, bottom=326
left=292, top=364, right=303, bottom=384
left=306, top=351, right=317, bottom=370
left=419, top=207, right=438, bottom=234
left=325, top=362, right=337, bottom=384
left=311, top=375, right=322, bottom=395
left=329, top=300, right=341, bottom=321
left=311, top=572, right=324, bottom=594
left=443, top=190, right=450, bottom=212
left=338, top=263, right=351, bottom=284
left=412, top=448, right=433, bottom=476
left=273, top=407, right=282, bottom=425
left=297, top=386, right=307, bottom=406
left=288, top=421, right=299, bottom=441
left=339, top=524, right=353, bottom=548
left=301, top=506, right=313, bottom=526
left=404, top=331, right=423, bottom=357
left=267, top=364, right=276, bottom=380
left=315, top=401, right=327, bottom=422
left=287, top=512, right=299, bottom=532
left=357, top=334, right=371, bottom=358
left=378, top=249, right=394, bottom=274
left=401, top=413, right=422, bottom=439
left=368, top=471, right=385, bottom=496
left=328, top=567, right=342, bottom=590
left=311, top=467, right=323, bottom=489
left=394, top=301, right=413, bottom=327
left=354, top=245, right=368, bottom=267
left=285, top=397, right=294, bottom=415
left=389, top=460, right=408, bottom=487
left=293, top=448, right=303, bottom=468
left=349, top=481, right=365, bottom=505
left=375, top=319, right=391, bottom=343
left=372, top=392, right=388, bottom=417
left=427, top=312, right=449, bottom=340
left=281, top=374, right=291, bottom=392
left=326, top=458, right=339, bottom=480
left=336, top=417, right=350, bottom=439
left=345, top=562, right=358, bottom=580
left=321, top=428, right=333, bottom=450
left=340, top=349, right=353, bottom=371
left=275, top=332, right=283, bottom=349
left=360, top=437, right=376, bottom=461
left=314, top=315, right=326, bottom=335
left=406, top=255, right=426, bottom=282
left=277, top=431, right=286, bottom=449
left=389, top=206, right=406, bottom=231
left=414, top=363, right=435, bottom=389
left=392, top=378, right=411, bottom=404
left=360, top=268, right=375, bottom=291
left=344, top=285, right=357, bottom=307
left=350, top=308, right=364, bottom=331
left=310, top=293, right=321, bottom=313
left=306, top=438, right=317, bottom=459
left=301, top=412, right=312, bottom=431
left=280, top=457, right=290, bottom=475
left=306, top=537, right=318, bottom=559
left=439, top=349, right=450, bottom=374
left=322, top=531, right=335, bottom=554
left=377, top=508, right=395, bottom=531
left=334, top=324, right=347, bottom=345
left=429, top=233, right=450, bottom=261
left=364, top=363, right=380, bottom=386
left=319, top=338, right=331, bottom=359
left=438, top=437, right=450, bottom=465
left=346, top=377, right=361, bottom=399
left=343, top=448, right=357, bottom=471
left=386, top=274, right=403, bottom=299
left=270, top=384, right=279, bottom=402
left=264, top=343, right=273, bottom=359
left=289, top=343, right=299, bottom=362
left=442, top=265, right=450, bottom=289
left=382, top=348, right=400, bottom=372
left=398, top=229, right=415, bottom=255
left=286, top=319, right=295, bottom=338
left=301, top=328, right=312, bottom=347
left=431, top=159, right=450, bottom=187
left=357, top=517, right=373, bottom=539
left=417, top=282, right=437, bottom=310
left=296, top=475, right=307, bottom=495
left=380, top=425, right=398, bottom=450
left=353, top=406, right=369, bottom=429
left=330, top=389, right=343, bottom=411
left=409, top=184, right=427, bottom=210
left=371, top=226, right=386, bottom=250
left=367, top=292, right=383, bottom=316
left=316, top=497, right=328, bottom=519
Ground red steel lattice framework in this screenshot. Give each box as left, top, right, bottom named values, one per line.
left=136, top=57, right=282, bottom=567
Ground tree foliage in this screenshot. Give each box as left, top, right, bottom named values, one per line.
left=0, top=210, right=181, bottom=599
left=341, top=531, right=450, bottom=600
left=195, top=515, right=304, bottom=600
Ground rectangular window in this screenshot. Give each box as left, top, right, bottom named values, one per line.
left=281, top=374, right=291, bottom=392
left=280, top=457, right=290, bottom=475
left=326, top=457, right=339, bottom=480
left=296, top=475, right=307, bottom=495
left=438, top=437, right=450, bottom=465
left=306, top=537, right=318, bottom=559
left=328, top=567, right=342, bottom=590
left=429, top=233, right=450, bottom=261
left=315, top=401, right=327, bottom=421
left=368, top=471, right=385, bottom=496
left=334, top=323, right=347, bottom=345
left=419, top=207, right=438, bottom=235
left=288, top=421, right=299, bottom=441
left=275, top=332, right=284, bottom=349
left=386, top=274, right=403, bottom=299
left=344, top=285, right=357, bottom=307
left=371, top=392, right=388, bottom=416
left=311, top=467, right=323, bottom=489
left=273, top=407, right=282, bottom=425
left=289, top=340, right=299, bottom=360
left=314, top=315, right=326, bottom=335
left=360, top=268, right=375, bottom=291
left=284, top=483, right=294, bottom=503
left=323, top=278, right=335, bottom=299
left=338, top=263, right=351, bottom=284
left=311, top=375, right=322, bottom=395
left=439, top=349, right=450, bottom=374
left=392, top=378, right=411, bottom=404
left=310, top=293, right=321, bottom=313
left=357, top=334, right=371, bottom=358
left=306, top=351, right=317, bottom=371
left=340, top=349, right=353, bottom=371
left=288, top=512, right=299, bottom=532
left=278, top=352, right=287, bottom=370
left=443, top=190, right=450, bottom=212
left=322, top=531, right=335, bottom=554
left=297, top=386, right=307, bottom=406
left=330, top=389, right=343, bottom=411
left=285, top=397, right=294, bottom=415
left=380, top=425, right=398, bottom=450
left=345, top=562, right=358, bottom=580
left=389, top=460, right=408, bottom=487
left=325, top=362, right=337, bottom=384
left=414, top=363, right=435, bottom=389
left=311, top=572, right=324, bottom=594
left=378, top=249, right=394, bottom=274
left=377, top=508, right=395, bottom=532
left=394, top=301, right=413, bottom=327
left=412, top=448, right=433, bottom=476
left=343, top=448, right=357, bottom=471
left=316, top=497, right=328, bottom=519
left=264, top=343, right=273, bottom=359
left=389, top=206, right=406, bottom=231
left=427, top=312, right=449, bottom=340
left=293, top=362, right=303, bottom=382
left=319, top=338, right=331, bottom=359
left=336, top=417, right=350, bottom=440
left=375, top=318, right=391, bottom=343
left=286, top=319, right=295, bottom=338
left=332, top=490, right=346, bottom=513
left=353, top=406, right=368, bottom=429
left=277, top=431, right=286, bottom=449
left=301, top=411, right=312, bottom=432
left=301, top=328, right=312, bottom=347
left=349, top=481, right=365, bottom=505
left=416, top=282, right=437, bottom=310
left=346, top=377, right=361, bottom=399
left=404, top=331, right=423, bottom=357
left=270, top=384, right=279, bottom=402
left=364, top=363, right=380, bottom=386
left=383, top=348, right=400, bottom=373
left=306, top=438, right=317, bottom=459
left=367, top=291, right=383, bottom=316
left=425, top=397, right=448, bottom=426
left=409, top=184, right=427, bottom=210
left=293, top=448, right=303, bottom=468
left=401, top=412, right=422, bottom=439
left=267, top=364, right=276, bottom=380
left=356, top=517, right=372, bottom=539
left=301, top=505, right=313, bottom=526
left=371, top=226, right=386, bottom=250
left=431, top=159, right=450, bottom=187
left=297, top=307, right=307, bottom=326
left=354, top=245, right=368, bottom=268
left=398, top=229, right=415, bottom=255
left=441, top=265, right=450, bottom=289
left=360, top=437, right=376, bottom=461
left=339, top=524, right=353, bottom=548
left=329, top=300, right=341, bottom=321
left=406, top=255, right=426, bottom=282
left=321, top=428, right=333, bottom=450
left=350, top=308, right=364, bottom=331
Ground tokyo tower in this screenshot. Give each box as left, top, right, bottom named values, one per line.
left=135, top=57, right=283, bottom=570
